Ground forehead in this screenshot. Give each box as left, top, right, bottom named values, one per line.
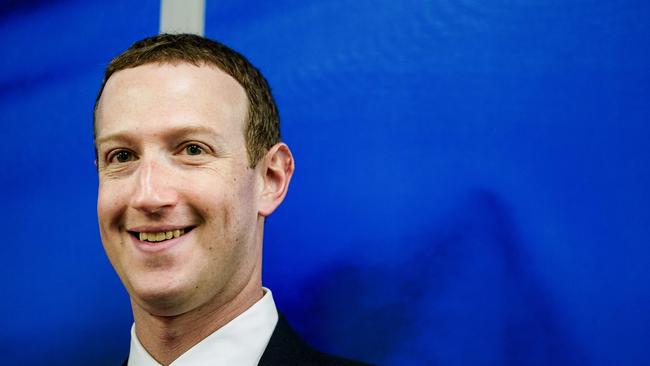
left=95, top=62, right=248, bottom=141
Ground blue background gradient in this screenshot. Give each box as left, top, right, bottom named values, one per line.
left=1, top=0, right=649, bottom=365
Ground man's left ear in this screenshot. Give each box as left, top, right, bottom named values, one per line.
left=258, top=143, right=295, bottom=217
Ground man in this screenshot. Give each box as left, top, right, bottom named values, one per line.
left=94, top=34, right=369, bottom=366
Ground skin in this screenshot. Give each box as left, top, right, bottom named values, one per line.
left=95, top=62, right=294, bottom=365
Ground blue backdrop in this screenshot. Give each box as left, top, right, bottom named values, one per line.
left=1, top=1, right=649, bottom=365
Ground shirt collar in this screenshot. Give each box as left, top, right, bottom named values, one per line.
left=128, top=288, right=279, bottom=366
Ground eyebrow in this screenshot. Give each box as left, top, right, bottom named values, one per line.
left=95, top=126, right=225, bottom=146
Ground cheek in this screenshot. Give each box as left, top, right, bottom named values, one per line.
left=226, top=180, right=259, bottom=246
left=194, top=180, right=255, bottom=246
left=96, top=187, right=110, bottom=227
left=195, top=189, right=235, bottom=240
left=97, top=182, right=127, bottom=229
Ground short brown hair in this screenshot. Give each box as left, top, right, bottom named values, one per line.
left=94, top=33, right=280, bottom=166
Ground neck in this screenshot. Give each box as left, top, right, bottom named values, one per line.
left=131, top=274, right=264, bottom=366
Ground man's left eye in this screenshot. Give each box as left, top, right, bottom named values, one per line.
left=185, top=144, right=203, bottom=155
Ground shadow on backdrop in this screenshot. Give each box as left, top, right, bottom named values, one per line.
left=284, top=190, right=587, bottom=365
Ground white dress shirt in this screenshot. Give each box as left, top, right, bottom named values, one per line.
left=128, top=288, right=279, bottom=366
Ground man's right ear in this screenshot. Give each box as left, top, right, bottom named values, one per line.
left=257, top=143, right=294, bottom=217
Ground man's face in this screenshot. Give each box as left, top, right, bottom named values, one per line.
left=95, top=62, right=263, bottom=316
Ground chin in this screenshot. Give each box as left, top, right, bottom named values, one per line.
left=127, top=275, right=198, bottom=316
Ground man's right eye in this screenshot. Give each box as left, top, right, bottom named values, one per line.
left=109, top=150, right=133, bottom=163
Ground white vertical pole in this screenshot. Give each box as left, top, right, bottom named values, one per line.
left=160, top=0, right=205, bottom=36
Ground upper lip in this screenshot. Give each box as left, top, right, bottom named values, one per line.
left=127, top=225, right=194, bottom=232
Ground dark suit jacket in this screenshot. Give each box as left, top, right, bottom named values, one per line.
left=258, top=314, right=371, bottom=366
left=122, top=313, right=372, bottom=365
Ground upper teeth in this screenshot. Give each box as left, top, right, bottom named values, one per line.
left=139, top=229, right=184, bottom=242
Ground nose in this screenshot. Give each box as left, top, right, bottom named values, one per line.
left=130, top=159, right=179, bottom=215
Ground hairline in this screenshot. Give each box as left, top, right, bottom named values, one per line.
left=94, top=59, right=259, bottom=167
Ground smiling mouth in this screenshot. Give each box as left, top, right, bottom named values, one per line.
left=128, top=227, right=195, bottom=243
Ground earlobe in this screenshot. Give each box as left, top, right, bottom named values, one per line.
left=258, top=143, right=294, bottom=217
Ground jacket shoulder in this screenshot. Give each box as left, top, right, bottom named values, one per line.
left=258, top=313, right=373, bottom=366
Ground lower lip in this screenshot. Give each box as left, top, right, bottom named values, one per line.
left=130, top=230, right=191, bottom=253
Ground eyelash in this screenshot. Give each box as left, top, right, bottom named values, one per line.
left=181, top=143, right=205, bottom=155
left=106, top=143, right=209, bottom=164
left=107, top=149, right=135, bottom=164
